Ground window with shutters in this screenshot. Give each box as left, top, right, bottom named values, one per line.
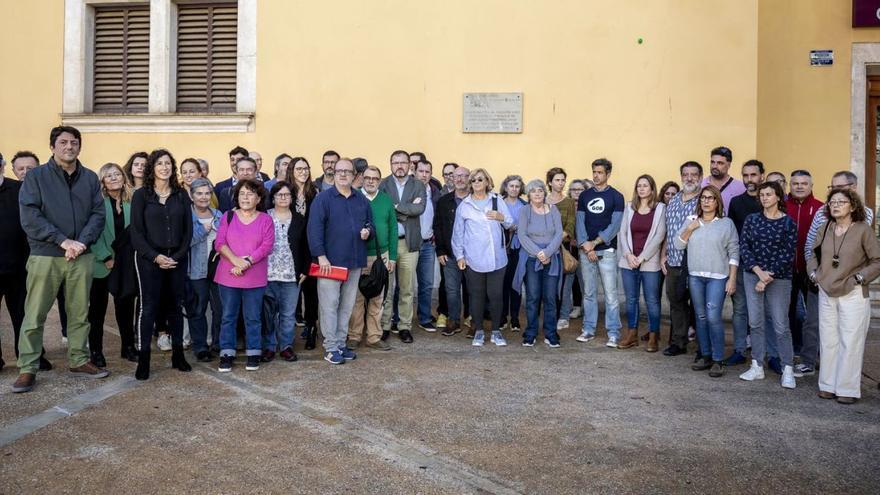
left=93, top=6, right=150, bottom=113
left=177, top=4, right=238, bottom=113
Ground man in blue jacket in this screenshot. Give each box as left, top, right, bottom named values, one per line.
left=13, top=126, right=109, bottom=393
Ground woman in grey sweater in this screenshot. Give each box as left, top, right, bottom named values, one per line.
left=513, top=180, right=564, bottom=347
left=674, top=185, right=739, bottom=378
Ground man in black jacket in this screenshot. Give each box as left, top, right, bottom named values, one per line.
left=434, top=166, right=471, bottom=336
left=12, top=126, right=109, bottom=393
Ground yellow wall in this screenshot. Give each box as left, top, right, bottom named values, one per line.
left=1, top=0, right=759, bottom=193
left=757, top=0, right=880, bottom=195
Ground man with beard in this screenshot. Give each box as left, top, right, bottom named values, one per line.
left=661, top=161, right=702, bottom=356
left=702, top=146, right=745, bottom=212
left=315, top=150, right=340, bottom=192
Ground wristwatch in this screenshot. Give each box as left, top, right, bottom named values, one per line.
left=855, top=273, right=865, bottom=285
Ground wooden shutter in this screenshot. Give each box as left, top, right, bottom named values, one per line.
left=93, top=6, right=150, bottom=113
left=177, top=3, right=238, bottom=112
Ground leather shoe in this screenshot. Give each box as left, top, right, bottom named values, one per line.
left=38, top=356, right=53, bottom=371
left=196, top=351, right=213, bottom=362
left=121, top=346, right=139, bottom=362
left=836, top=396, right=857, bottom=405
left=663, top=344, right=686, bottom=356
left=90, top=351, right=107, bottom=368
left=381, top=330, right=390, bottom=341
left=398, top=329, right=414, bottom=343
left=70, top=362, right=111, bottom=379
left=645, top=333, right=659, bottom=353
left=12, top=373, right=36, bottom=393
left=817, top=391, right=835, bottom=400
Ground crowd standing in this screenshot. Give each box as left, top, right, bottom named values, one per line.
left=2, top=128, right=879, bottom=405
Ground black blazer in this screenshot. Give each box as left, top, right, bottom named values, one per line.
left=433, top=190, right=460, bottom=258
left=289, top=195, right=314, bottom=276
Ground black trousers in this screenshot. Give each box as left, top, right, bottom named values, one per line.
left=135, top=256, right=187, bottom=352
left=438, top=263, right=448, bottom=317
left=0, top=271, right=27, bottom=357
left=88, top=275, right=136, bottom=354
left=665, top=265, right=693, bottom=348
left=465, top=266, right=505, bottom=332
left=296, top=276, right=318, bottom=327
left=789, top=271, right=809, bottom=353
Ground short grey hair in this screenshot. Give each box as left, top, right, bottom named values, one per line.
left=190, top=177, right=214, bottom=194
left=525, top=179, right=547, bottom=195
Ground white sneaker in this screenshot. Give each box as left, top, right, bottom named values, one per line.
left=781, top=365, right=796, bottom=389
left=605, top=337, right=619, bottom=348
left=490, top=331, right=507, bottom=346
left=568, top=307, right=582, bottom=319
left=472, top=330, right=485, bottom=347
left=182, top=338, right=192, bottom=350
left=157, top=334, right=172, bottom=351
left=739, top=360, right=765, bottom=381
left=576, top=332, right=594, bottom=343
left=557, top=319, right=569, bottom=330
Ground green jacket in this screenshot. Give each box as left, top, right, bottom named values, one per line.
left=365, top=190, right=398, bottom=261
left=92, top=197, right=131, bottom=279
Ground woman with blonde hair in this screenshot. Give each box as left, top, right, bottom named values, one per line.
left=89, top=163, right=138, bottom=366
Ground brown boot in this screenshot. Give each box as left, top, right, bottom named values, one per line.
left=617, top=329, right=638, bottom=349
left=12, top=373, right=36, bottom=393
left=646, top=333, right=659, bottom=353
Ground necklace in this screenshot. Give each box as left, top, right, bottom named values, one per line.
left=831, top=222, right=850, bottom=268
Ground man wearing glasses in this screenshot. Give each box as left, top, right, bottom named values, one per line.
left=440, top=163, right=458, bottom=194
left=379, top=150, right=426, bottom=343
left=308, top=158, right=374, bottom=365
left=315, top=150, right=340, bottom=192
left=798, top=171, right=874, bottom=377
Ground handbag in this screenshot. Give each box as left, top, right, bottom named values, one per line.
left=358, top=233, right=389, bottom=299
left=562, top=246, right=578, bottom=274
left=674, top=247, right=690, bottom=300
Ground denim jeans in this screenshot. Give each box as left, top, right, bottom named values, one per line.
left=416, top=240, right=436, bottom=325
left=218, top=284, right=266, bottom=357
left=688, top=275, right=727, bottom=362
left=185, top=278, right=220, bottom=354
left=559, top=270, right=580, bottom=319
left=619, top=268, right=661, bottom=332
left=523, top=258, right=559, bottom=341
left=743, top=272, right=794, bottom=366
left=579, top=250, right=622, bottom=338
left=730, top=267, right=749, bottom=354
left=262, top=280, right=301, bottom=351
left=443, top=261, right=464, bottom=323
left=502, top=247, right=522, bottom=325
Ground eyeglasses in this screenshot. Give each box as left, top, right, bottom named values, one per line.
left=275, top=193, right=291, bottom=199
left=471, top=177, right=485, bottom=183
left=335, top=169, right=354, bottom=176
left=700, top=196, right=716, bottom=202
left=828, top=200, right=850, bottom=206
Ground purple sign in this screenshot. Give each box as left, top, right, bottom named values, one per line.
left=854, top=0, right=880, bottom=27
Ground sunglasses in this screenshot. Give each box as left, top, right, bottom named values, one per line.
left=471, top=177, right=485, bottom=183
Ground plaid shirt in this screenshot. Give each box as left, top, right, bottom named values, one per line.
left=664, top=191, right=698, bottom=267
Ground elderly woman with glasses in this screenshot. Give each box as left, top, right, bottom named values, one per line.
left=512, top=179, right=564, bottom=347
left=807, top=188, right=880, bottom=404
left=674, top=185, right=739, bottom=378
left=452, top=168, right=514, bottom=347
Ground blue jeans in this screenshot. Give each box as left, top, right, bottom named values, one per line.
left=559, top=270, right=580, bottom=319
left=417, top=240, right=436, bottom=324
left=185, top=278, right=220, bottom=354
left=443, top=261, right=464, bottom=322
left=689, top=276, right=727, bottom=361
left=262, top=280, right=301, bottom=351
left=743, top=273, right=794, bottom=366
left=523, top=259, right=559, bottom=341
left=579, top=250, right=622, bottom=338
left=218, top=284, right=266, bottom=357
left=620, top=268, right=661, bottom=333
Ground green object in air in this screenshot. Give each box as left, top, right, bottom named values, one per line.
left=638, top=38, right=644, bottom=44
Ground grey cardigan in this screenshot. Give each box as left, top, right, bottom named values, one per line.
left=674, top=217, right=740, bottom=278
left=19, top=158, right=105, bottom=257
left=379, top=175, right=427, bottom=252
left=618, top=203, right=667, bottom=272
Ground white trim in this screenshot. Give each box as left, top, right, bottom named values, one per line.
left=149, top=0, right=173, bottom=112
left=236, top=0, right=257, bottom=113
left=850, top=43, right=880, bottom=198
left=60, top=113, right=255, bottom=132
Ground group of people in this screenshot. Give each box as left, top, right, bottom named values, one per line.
left=1, top=128, right=878, bottom=405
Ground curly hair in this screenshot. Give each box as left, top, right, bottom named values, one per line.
left=143, top=149, right=182, bottom=192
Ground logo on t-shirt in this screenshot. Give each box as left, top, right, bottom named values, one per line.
left=587, top=198, right=606, bottom=214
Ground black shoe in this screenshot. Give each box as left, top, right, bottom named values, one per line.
left=245, top=355, right=260, bottom=371
left=390, top=321, right=399, bottom=333
left=708, top=361, right=725, bottom=378
left=135, top=350, right=151, bottom=380
left=381, top=330, right=390, bottom=341
left=693, top=351, right=704, bottom=363
left=767, top=356, right=783, bottom=375
left=170, top=347, right=192, bottom=372
left=121, top=346, right=139, bottom=362
left=38, top=356, right=54, bottom=371
left=398, top=329, right=414, bottom=343
left=691, top=357, right=713, bottom=371
left=305, top=326, right=318, bottom=350
left=90, top=351, right=107, bottom=369
left=196, top=351, right=212, bottom=362
left=510, top=319, right=521, bottom=332
left=663, top=344, right=686, bottom=356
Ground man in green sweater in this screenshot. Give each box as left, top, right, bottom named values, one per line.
left=348, top=166, right=398, bottom=350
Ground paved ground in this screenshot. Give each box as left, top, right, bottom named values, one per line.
left=0, top=304, right=878, bottom=494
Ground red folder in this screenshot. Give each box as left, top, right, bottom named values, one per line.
left=308, top=263, right=349, bottom=282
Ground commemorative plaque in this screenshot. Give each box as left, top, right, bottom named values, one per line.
left=462, top=92, right=523, bottom=133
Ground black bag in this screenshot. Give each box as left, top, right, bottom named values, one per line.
left=359, top=230, right=389, bottom=299
left=674, top=247, right=690, bottom=300
left=207, top=211, right=234, bottom=281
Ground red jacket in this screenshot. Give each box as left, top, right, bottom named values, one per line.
left=785, top=194, right=823, bottom=273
